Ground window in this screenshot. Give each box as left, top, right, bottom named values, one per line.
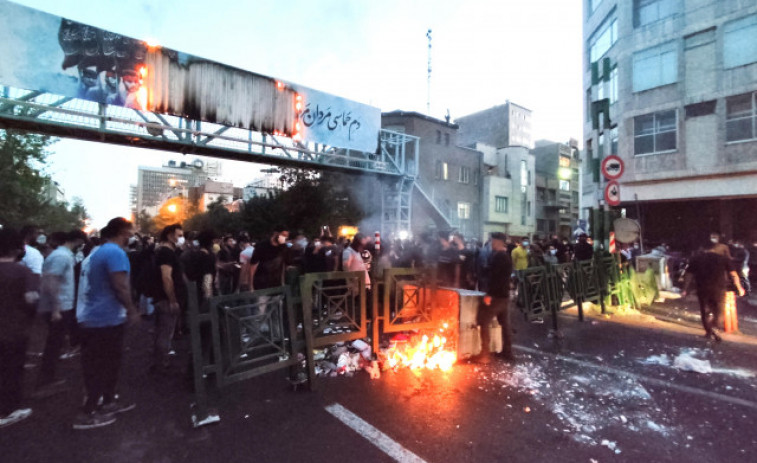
left=495, top=196, right=509, bottom=213
left=527, top=201, right=531, bottom=215
left=520, top=160, right=528, bottom=193
left=634, top=110, right=677, bottom=155
left=559, top=156, right=571, bottom=168
left=633, top=41, right=677, bottom=92
left=633, top=0, right=677, bottom=28
left=435, top=161, right=449, bottom=180
left=457, top=202, right=471, bottom=220
left=458, top=166, right=471, bottom=183
left=609, top=66, right=619, bottom=104
left=724, top=14, right=757, bottom=69
left=444, top=133, right=450, bottom=146
left=559, top=180, right=571, bottom=191
left=588, top=15, right=618, bottom=64
left=726, top=92, right=757, bottom=142
left=586, top=88, right=592, bottom=122
left=436, top=130, right=441, bottom=144
left=610, top=126, right=618, bottom=155
left=589, top=0, right=604, bottom=14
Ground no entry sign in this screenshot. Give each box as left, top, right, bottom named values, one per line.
left=604, top=181, right=621, bottom=206
left=601, top=155, right=624, bottom=180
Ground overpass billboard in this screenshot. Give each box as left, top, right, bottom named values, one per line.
left=0, top=0, right=379, bottom=152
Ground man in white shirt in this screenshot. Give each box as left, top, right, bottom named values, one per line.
left=20, top=226, right=43, bottom=280
left=33, top=230, right=87, bottom=397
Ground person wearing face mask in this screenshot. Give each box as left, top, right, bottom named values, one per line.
left=544, top=245, right=559, bottom=265
left=249, top=229, right=290, bottom=292
left=150, top=224, right=186, bottom=374
left=511, top=237, right=530, bottom=272
left=75, top=217, right=138, bottom=429
left=708, top=232, right=732, bottom=260
left=33, top=230, right=88, bottom=399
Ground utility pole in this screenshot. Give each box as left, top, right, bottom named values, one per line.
left=426, top=29, right=432, bottom=116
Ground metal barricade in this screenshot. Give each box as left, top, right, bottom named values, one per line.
left=187, top=282, right=302, bottom=427
left=575, top=259, right=607, bottom=317
left=372, top=267, right=440, bottom=353
left=300, top=271, right=367, bottom=388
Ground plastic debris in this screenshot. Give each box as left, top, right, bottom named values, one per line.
left=673, top=353, right=712, bottom=374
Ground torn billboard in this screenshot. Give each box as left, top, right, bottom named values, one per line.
left=0, top=0, right=379, bottom=152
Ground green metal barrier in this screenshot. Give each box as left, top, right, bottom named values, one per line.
left=300, top=270, right=367, bottom=388
left=372, top=267, right=438, bottom=353
left=187, top=282, right=302, bottom=427
left=575, top=259, right=607, bottom=316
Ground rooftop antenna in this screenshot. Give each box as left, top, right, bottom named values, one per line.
left=426, top=28, right=432, bottom=116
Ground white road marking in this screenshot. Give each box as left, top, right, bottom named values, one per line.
left=514, top=345, right=757, bottom=411
left=324, top=403, right=428, bottom=463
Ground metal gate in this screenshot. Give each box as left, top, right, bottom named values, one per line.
left=187, top=283, right=302, bottom=426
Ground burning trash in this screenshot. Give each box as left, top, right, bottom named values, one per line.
left=379, top=322, right=458, bottom=372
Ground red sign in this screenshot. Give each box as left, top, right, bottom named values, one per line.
left=605, top=181, right=621, bottom=206
left=601, top=155, right=624, bottom=180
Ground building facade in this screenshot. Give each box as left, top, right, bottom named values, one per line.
left=584, top=0, right=757, bottom=249
left=134, top=159, right=220, bottom=216
left=532, top=140, right=581, bottom=239
left=456, top=101, right=534, bottom=150
left=474, top=144, right=536, bottom=239
left=381, top=111, right=483, bottom=240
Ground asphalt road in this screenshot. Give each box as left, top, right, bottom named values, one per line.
left=2, top=305, right=756, bottom=463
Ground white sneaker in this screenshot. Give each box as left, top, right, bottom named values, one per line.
left=0, top=408, right=32, bottom=428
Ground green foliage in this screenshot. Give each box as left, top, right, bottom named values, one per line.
left=183, top=169, right=364, bottom=239
left=0, top=129, right=89, bottom=231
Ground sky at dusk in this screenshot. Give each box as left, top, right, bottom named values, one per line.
left=15, top=0, right=584, bottom=227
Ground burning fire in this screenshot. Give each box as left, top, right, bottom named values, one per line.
left=382, top=323, right=457, bottom=372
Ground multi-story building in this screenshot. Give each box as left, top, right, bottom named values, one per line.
left=188, top=180, right=237, bottom=212
left=532, top=140, right=581, bottom=238
left=135, top=159, right=220, bottom=216
left=41, top=178, right=65, bottom=205
left=473, top=144, right=536, bottom=239
left=381, top=111, right=483, bottom=239
left=456, top=101, right=534, bottom=150
left=243, top=175, right=281, bottom=201
left=583, top=0, right=757, bottom=250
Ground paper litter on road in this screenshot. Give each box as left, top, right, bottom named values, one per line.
left=673, top=353, right=712, bottom=374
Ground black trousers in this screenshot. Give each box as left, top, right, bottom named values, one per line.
left=0, top=335, right=29, bottom=416
left=477, top=297, right=512, bottom=357
left=697, top=290, right=725, bottom=336
left=79, top=324, right=125, bottom=413
left=37, top=310, right=77, bottom=387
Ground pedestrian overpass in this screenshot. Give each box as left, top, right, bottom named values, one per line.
left=0, top=0, right=434, bottom=237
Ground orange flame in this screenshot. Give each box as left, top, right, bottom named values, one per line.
left=382, top=324, right=457, bottom=372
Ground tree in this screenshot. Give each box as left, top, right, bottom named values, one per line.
left=0, top=129, right=90, bottom=231
left=182, top=169, right=365, bottom=239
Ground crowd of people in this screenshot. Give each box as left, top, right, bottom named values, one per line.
left=5, top=215, right=751, bottom=430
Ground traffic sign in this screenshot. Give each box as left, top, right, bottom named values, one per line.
left=601, top=155, right=624, bottom=180
left=604, top=181, right=621, bottom=206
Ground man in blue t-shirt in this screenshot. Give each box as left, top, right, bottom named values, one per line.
left=74, top=217, right=138, bottom=430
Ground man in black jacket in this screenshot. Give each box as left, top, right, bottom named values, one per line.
left=473, top=232, right=514, bottom=364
